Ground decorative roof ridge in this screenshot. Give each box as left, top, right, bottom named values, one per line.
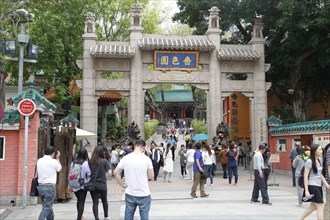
left=220, top=44, right=253, bottom=48
left=279, top=119, right=330, bottom=127
left=267, top=115, right=282, bottom=126
left=0, top=109, right=20, bottom=127
left=7, top=81, right=56, bottom=113
left=97, top=41, right=130, bottom=46
left=142, top=33, right=211, bottom=39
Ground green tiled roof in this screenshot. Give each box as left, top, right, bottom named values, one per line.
left=155, top=90, right=194, bottom=103
left=8, top=81, right=56, bottom=112
left=0, top=110, right=20, bottom=126
left=267, top=115, right=282, bottom=126
left=269, top=119, right=330, bottom=135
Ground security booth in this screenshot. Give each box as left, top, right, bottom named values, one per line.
left=268, top=116, right=330, bottom=172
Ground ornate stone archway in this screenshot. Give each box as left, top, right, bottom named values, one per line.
left=77, top=5, right=271, bottom=148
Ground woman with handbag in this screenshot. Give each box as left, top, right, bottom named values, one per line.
left=70, top=148, right=91, bottom=220
left=89, top=145, right=111, bottom=220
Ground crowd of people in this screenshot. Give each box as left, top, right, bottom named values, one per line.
left=35, top=133, right=330, bottom=220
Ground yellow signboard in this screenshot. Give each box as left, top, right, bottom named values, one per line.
left=269, top=154, right=280, bottom=163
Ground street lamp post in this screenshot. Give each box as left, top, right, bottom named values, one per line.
left=18, top=21, right=26, bottom=93
left=2, top=9, right=37, bottom=93
left=2, top=9, right=38, bottom=209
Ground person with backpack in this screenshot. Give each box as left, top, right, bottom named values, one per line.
left=293, top=146, right=306, bottom=206
left=300, top=144, right=330, bottom=220
left=69, top=148, right=91, bottom=220
left=89, top=145, right=111, bottom=220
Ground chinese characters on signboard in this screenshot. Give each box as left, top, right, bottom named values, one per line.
left=154, top=51, right=199, bottom=71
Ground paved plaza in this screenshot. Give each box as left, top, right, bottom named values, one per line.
left=1, top=135, right=320, bottom=220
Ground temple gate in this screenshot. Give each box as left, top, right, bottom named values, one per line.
left=77, top=5, right=271, bottom=149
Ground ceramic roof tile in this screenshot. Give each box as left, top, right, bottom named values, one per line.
left=217, top=45, right=261, bottom=60
left=138, top=37, right=215, bottom=51
left=90, top=44, right=136, bottom=58
left=7, top=82, right=56, bottom=113
left=267, top=115, right=282, bottom=126
left=269, top=120, right=330, bottom=135
left=0, top=110, right=20, bottom=128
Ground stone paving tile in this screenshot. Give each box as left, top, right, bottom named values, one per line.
left=1, top=134, right=320, bottom=220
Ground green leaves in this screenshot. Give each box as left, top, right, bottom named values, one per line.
left=174, top=0, right=329, bottom=121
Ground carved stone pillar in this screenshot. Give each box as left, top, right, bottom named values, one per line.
left=205, top=6, right=222, bottom=141
left=249, top=17, right=268, bottom=149
left=81, top=12, right=98, bottom=148
left=129, top=4, right=144, bottom=138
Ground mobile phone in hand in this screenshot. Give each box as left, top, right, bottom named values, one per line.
left=303, top=194, right=314, bottom=201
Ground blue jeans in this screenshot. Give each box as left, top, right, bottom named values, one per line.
left=228, top=165, right=238, bottom=184
left=125, top=193, right=151, bottom=220
left=204, top=164, right=213, bottom=184
left=37, top=185, right=56, bottom=220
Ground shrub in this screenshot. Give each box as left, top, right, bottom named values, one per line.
left=144, top=119, right=159, bottom=140
left=191, top=119, right=207, bottom=134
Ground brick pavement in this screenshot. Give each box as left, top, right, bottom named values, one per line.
left=1, top=134, right=320, bottom=219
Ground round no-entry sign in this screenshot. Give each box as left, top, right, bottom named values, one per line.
left=0, top=106, right=4, bottom=121
left=18, top=99, right=36, bottom=116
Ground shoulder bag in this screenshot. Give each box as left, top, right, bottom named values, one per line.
left=30, top=164, right=39, bottom=196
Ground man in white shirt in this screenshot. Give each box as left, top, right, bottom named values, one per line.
left=114, top=140, right=154, bottom=220
left=250, top=143, right=272, bottom=205
left=37, top=146, right=62, bottom=220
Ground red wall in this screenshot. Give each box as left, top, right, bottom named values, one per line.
left=0, top=111, right=40, bottom=196
left=269, top=135, right=300, bottom=171
left=0, top=130, right=19, bottom=195
left=269, top=134, right=316, bottom=171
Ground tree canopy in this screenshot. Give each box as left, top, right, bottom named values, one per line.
left=1, top=0, right=163, bottom=109
left=174, top=0, right=330, bottom=122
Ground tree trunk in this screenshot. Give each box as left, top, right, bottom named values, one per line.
left=292, top=89, right=308, bottom=121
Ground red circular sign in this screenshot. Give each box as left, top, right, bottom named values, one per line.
left=0, top=106, right=4, bottom=121
left=18, top=99, right=36, bottom=116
